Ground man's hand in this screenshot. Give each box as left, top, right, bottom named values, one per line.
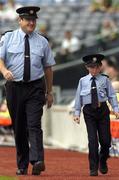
left=46, top=94, right=53, bottom=109
left=2, top=69, right=14, bottom=81
left=73, top=116, right=80, bottom=124
left=114, top=112, right=119, bottom=119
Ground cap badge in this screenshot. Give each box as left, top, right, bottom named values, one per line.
left=93, top=57, right=97, bottom=62
left=29, top=10, right=34, bottom=14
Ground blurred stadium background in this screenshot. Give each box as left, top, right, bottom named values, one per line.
left=0, top=0, right=119, bottom=158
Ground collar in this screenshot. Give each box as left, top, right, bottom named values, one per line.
left=19, top=28, right=26, bottom=39
left=89, top=73, right=101, bottom=80
left=19, top=28, right=34, bottom=39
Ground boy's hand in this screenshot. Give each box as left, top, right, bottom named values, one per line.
left=73, top=116, right=80, bottom=124
left=114, top=112, right=119, bottom=119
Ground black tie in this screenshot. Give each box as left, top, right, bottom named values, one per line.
left=91, top=76, right=98, bottom=108
left=23, top=34, right=30, bottom=82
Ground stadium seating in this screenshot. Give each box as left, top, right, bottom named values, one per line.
left=1, top=3, right=119, bottom=58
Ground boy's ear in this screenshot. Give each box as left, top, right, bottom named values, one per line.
left=85, top=65, right=90, bottom=69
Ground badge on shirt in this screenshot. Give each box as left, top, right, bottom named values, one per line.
left=99, top=90, right=105, bottom=97
left=0, top=41, right=4, bottom=47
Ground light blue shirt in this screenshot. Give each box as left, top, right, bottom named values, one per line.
left=74, top=73, right=119, bottom=116
left=0, top=28, right=55, bottom=81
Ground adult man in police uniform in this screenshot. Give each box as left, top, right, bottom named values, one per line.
left=73, top=54, right=119, bottom=176
left=0, top=6, right=55, bottom=175
left=101, top=55, right=119, bottom=81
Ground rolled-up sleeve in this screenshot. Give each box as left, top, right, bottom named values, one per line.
left=74, top=80, right=82, bottom=116
left=107, top=78, right=119, bottom=112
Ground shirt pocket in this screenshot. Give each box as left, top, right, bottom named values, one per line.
left=80, top=89, right=91, bottom=96
left=80, top=89, right=91, bottom=104
left=7, top=46, right=23, bottom=66
left=31, top=48, right=44, bottom=57
left=31, top=48, right=44, bottom=67
left=7, top=45, right=23, bottom=57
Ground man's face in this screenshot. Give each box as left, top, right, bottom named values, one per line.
left=101, top=59, right=109, bottom=71
left=106, top=66, right=119, bottom=79
left=19, top=17, right=36, bottom=34
left=86, top=65, right=102, bottom=76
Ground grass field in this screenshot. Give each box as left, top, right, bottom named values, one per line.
left=0, top=176, right=17, bottom=180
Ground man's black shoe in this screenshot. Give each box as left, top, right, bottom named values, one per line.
left=90, top=170, right=98, bottom=176
left=32, top=161, right=45, bottom=175
left=16, top=168, right=27, bottom=175
left=99, top=161, right=108, bottom=174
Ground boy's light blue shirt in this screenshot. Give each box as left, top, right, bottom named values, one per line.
left=74, top=73, right=119, bottom=116
left=0, top=28, right=55, bottom=81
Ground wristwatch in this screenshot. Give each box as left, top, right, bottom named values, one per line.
left=46, top=91, right=53, bottom=95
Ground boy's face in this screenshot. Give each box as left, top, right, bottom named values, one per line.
left=86, top=65, right=102, bottom=76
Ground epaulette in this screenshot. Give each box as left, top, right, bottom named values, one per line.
left=38, top=33, right=49, bottom=41
left=101, top=73, right=109, bottom=78
left=38, top=32, right=43, bottom=37
left=1, top=30, right=13, bottom=36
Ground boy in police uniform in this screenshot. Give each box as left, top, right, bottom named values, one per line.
left=73, top=54, right=119, bottom=176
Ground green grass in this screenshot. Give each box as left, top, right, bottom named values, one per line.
left=0, top=176, right=17, bottom=180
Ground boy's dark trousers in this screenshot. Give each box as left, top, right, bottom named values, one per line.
left=83, top=102, right=111, bottom=172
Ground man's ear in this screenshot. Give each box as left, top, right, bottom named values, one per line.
left=18, top=17, right=22, bottom=24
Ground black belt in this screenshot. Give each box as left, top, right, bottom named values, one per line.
left=85, top=102, right=106, bottom=108
left=12, top=77, right=44, bottom=85
left=97, top=101, right=106, bottom=107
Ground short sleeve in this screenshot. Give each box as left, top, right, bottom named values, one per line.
left=0, top=35, right=6, bottom=60
left=42, top=41, right=56, bottom=67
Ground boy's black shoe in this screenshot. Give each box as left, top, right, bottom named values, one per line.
left=32, top=161, right=45, bottom=175
left=99, top=161, right=108, bottom=174
left=90, top=170, right=98, bottom=176
left=16, top=168, right=27, bottom=175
